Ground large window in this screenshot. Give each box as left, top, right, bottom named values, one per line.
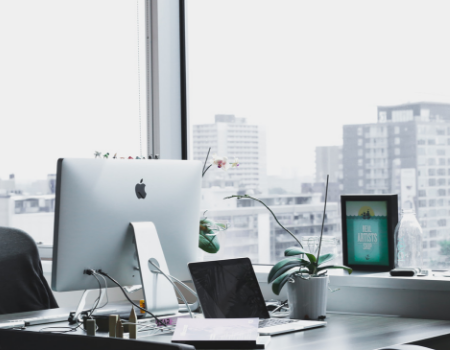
left=0, top=1, right=148, bottom=244
left=187, top=0, right=450, bottom=268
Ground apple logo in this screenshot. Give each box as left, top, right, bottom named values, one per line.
left=135, top=179, right=147, bottom=199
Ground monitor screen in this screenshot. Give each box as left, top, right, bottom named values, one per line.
left=52, top=158, right=202, bottom=292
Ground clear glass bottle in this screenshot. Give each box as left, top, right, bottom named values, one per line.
left=394, top=209, right=424, bottom=268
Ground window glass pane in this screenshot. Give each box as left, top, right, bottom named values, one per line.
left=188, top=0, right=450, bottom=268
left=0, top=0, right=147, bottom=244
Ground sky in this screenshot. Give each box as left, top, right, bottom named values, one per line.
left=186, top=0, right=450, bottom=177
left=0, top=1, right=147, bottom=181
left=2, top=0, right=450, bottom=182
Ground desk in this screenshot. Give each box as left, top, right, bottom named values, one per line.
left=18, top=313, right=450, bottom=350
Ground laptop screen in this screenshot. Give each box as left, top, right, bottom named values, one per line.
left=188, top=258, right=270, bottom=319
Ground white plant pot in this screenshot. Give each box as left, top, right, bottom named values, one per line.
left=287, top=275, right=328, bottom=320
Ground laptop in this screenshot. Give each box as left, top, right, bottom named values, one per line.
left=188, top=257, right=326, bottom=336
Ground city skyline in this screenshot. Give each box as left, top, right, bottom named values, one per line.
left=343, top=102, right=450, bottom=268
left=5, top=102, right=450, bottom=268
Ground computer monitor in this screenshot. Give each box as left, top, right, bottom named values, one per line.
left=52, top=158, right=202, bottom=296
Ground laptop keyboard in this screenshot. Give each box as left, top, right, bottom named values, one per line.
left=258, top=318, right=296, bottom=328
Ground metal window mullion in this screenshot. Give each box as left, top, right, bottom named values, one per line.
left=145, top=0, right=160, bottom=159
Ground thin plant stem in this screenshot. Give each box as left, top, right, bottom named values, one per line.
left=202, top=164, right=212, bottom=177
left=224, top=194, right=303, bottom=249
left=314, top=174, right=329, bottom=274
left=202, top=147, right=211, bottom=177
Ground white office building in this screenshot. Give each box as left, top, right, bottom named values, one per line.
left=202, top=192, right=341, bottom=265
left=193, top=114, right=267, bottom=195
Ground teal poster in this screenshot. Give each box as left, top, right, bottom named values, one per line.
left=346, top=201, right=389, bottom=266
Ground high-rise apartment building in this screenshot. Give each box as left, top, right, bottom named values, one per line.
left=315, top=146, right=343, bottom=185
left=314, top=145, right=343, bottom=202
left=193, top=115, right=267, bottom=194
left=342, top=102, right=450, bottom=267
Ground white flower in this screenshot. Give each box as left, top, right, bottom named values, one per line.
left=212, top=154, right=229, bottom=170
left=230, top=158, right=239, bottom=168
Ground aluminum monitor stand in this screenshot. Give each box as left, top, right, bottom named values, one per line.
left=130, top=222, right=178, bottom=316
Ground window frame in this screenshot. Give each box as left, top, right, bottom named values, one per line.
left=39, top=1, right=450, bottom=305
left=179, top=0, right=450, bottom=306
left=38, top=0, right=187, bottom=259
left=146, top=0, right=189, bottom=160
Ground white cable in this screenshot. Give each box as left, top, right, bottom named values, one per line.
left=94, top=272, right=109, bottom=308
left=164, top=272, right=199, bottom=312
left=148, top=261, right=193, bottom=318
left=167, top=274, right=198, bottom=298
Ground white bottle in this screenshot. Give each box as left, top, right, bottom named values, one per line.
left=394, top=209, right=424, bottom=269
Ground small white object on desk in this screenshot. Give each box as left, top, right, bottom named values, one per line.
left=85, top=319, right=96, bottom=336
left=171, top=318, right=269, bottom=349
left=115, top=318, right=124, bottom=338
left=128, top=307, right=137, bottom=339
left=109, top=315, right=118, bottom=337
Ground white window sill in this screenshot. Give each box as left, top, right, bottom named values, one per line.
left=254, top=265, right=450, bottom=320
left=254, top=265, right=450, bottom=292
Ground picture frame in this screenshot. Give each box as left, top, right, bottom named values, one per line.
left=341, top=194, right=398, bottom=272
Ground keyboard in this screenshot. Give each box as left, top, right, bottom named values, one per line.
left=258, top=318, right=296, bottom=328
left=257, top=317, right=326, bottom=336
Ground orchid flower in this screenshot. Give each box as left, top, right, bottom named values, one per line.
left=212, top=155, right=229, bottom=170
left=202, top=148, right=240, bottom=177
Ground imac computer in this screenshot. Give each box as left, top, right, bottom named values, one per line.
left=52, top=158, right=202, bottom=316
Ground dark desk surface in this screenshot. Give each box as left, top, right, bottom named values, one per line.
left=267, top=313, right=450, bottom=350
left=21, top=313, right=450, bottom=350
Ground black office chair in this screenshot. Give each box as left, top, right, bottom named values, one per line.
left=0, top=328, right=195, bottom=350
left=0, top=226, right=58, bottom=314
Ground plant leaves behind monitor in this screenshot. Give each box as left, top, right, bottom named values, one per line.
left=199, top=229, right=220, bottom=254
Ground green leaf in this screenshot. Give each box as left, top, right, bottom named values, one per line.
left=318, top=253, right=334, bottom=266
left=284, top=246, right=307, bottom=256
left=198, top=230, right=220, bottom=254
left=199, top=221, right=212, bottom=232
left=271, top=267, right=304, bottom=295
left=214, top=222, right=227, bottom=230
left=317, top=264, right=353, bottom=274
left=284, top=246, right=316, bottom=264
left=305, top=253, right=317, bottom=264
left=268, top=257, right=311, bottom=283
left=200, top=219, right=227, bottom=232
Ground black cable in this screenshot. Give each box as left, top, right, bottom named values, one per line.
left=95, top=269, right=167, bottom=326
left=39, top=272, right=104, bottom=334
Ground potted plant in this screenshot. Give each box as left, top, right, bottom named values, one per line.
left=199, top=148, right=239, bottom=254
left=225, top=176, right=352, bottom=320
